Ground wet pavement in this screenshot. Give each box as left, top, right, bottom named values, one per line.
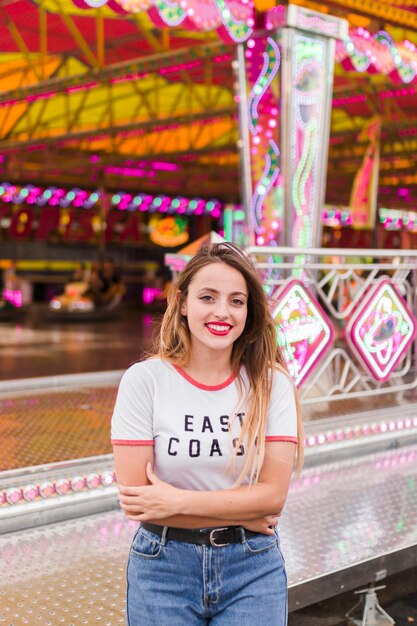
left=0, top=304, right=155, bottom=381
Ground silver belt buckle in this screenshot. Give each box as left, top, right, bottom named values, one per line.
left=209, top=527, right=230, bottom=547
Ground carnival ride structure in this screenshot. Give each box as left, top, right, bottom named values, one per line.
left=0, top=0, right=417, bottom=218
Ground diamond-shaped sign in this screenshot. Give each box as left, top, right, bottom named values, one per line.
left=271, top=279, right=334, bottom=387
left=345, top=278, right=417, bottom=382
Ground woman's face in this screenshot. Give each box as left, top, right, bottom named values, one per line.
left=180, top=262, right=248, bottom=360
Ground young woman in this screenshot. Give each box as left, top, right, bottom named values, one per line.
left=112, top=242, right=303, bottom=626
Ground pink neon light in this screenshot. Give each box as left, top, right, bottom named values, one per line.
left=3, top=289, right=22, bottom=307
left=271, top=279, right=334, bottom=387
left=105, top=166, right=147, bottom=177
left=151, top=161, right=178, bottom=171
left=142, top=287, right=162, bottom=304
left=345, top=279, right=417, bottom=382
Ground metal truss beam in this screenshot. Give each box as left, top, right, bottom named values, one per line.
left=7, top=143, right=237, bottom=167
left=0, top=6, right=42, bottom=81
left=291, top=0, right=417, bottom=29
left=0, top=107, right=236, bottom=152
left=0, top=41, right=232, bottom=106
left=51, top=0, right=100, bottom=69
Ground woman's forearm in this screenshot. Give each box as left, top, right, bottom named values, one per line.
left=178, top=483, right=284, bottom=521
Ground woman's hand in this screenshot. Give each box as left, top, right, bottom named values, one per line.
left=243, top=515, right=279, bottom=535
left=118, top=463, right=183, bottom=521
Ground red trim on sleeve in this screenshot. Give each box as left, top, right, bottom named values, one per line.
left=265, top=436, right=298, bottom=444
left=111, top=439, right=154, bottom=446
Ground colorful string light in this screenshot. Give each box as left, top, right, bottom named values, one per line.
left=71, top=0, right=254, bottom=43
left=336, top=27, right=417, bottom=84
left=0, top=182, right=223, bottom=216
left=379, top=208, right=417, bottom=232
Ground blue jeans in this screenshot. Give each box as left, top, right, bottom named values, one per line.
left=126, top=525, right=288, bottom=625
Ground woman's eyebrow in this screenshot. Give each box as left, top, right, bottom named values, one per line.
left=197, top=287, right=247, bottom=297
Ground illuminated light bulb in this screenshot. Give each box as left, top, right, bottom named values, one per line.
left=87, top=473, right=101, bottom=489
left=6, top=487, right=22, bottom=504
left=256, top=235, right=264, bottom=245
left=23, top=485, right=38, bottom=501
left=71, top=476, right=86, bottom=492
left=55, top=478, right=71, bottom=496
left=247, top=38, right=255, bottom=49
left=317, top=434, right=326, bottom=445
left=380, top=422, right=388, bottom=432
left=40, top=482, right=55, bottom=498
left=396, top=419, right=404, bottom=430
left=102, top=471, right=116, bottom=486
left=389, top=421, right=396, bottom=431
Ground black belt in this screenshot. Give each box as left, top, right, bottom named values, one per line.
left=141, top=522, right=257, bottom=548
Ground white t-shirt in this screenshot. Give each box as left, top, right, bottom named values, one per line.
left=111, top=358, right=298, bottom=491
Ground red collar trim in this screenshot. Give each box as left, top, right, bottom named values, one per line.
left=173, top=365, right=237, bottom=391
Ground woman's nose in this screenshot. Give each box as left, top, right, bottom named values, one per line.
left=214, top=300, right=229, bottom=319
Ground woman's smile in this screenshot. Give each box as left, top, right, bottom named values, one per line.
left=205, top=322, right=233, bottom=336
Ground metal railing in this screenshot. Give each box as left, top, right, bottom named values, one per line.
left=248, top=246, right=417, bottom=406
left=166, top=246, right=417, bottom=407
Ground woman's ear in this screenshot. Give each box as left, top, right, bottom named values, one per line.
left=177, top=290, right=187, bottom=316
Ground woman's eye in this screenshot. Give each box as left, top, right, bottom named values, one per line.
left=231, top=298, right=245, bottom=306
left=200, top=295, right=214, bottom=302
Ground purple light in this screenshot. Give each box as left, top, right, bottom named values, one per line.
left=398, top=187, right=409, bottom=197
left=2, top=289, right=22, bottom=307
left=143, top=287, right=162, bottom=304
left=151, top=161, right=178, bottom=171
left=105, top=166, right=146, bottom=177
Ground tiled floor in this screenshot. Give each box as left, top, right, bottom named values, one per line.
left=1, top=443, right=417, bottom=625
left=0, top=382, right=119, bottom=471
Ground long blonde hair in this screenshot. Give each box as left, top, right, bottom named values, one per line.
left=153, top=242, right=303, bottom=481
